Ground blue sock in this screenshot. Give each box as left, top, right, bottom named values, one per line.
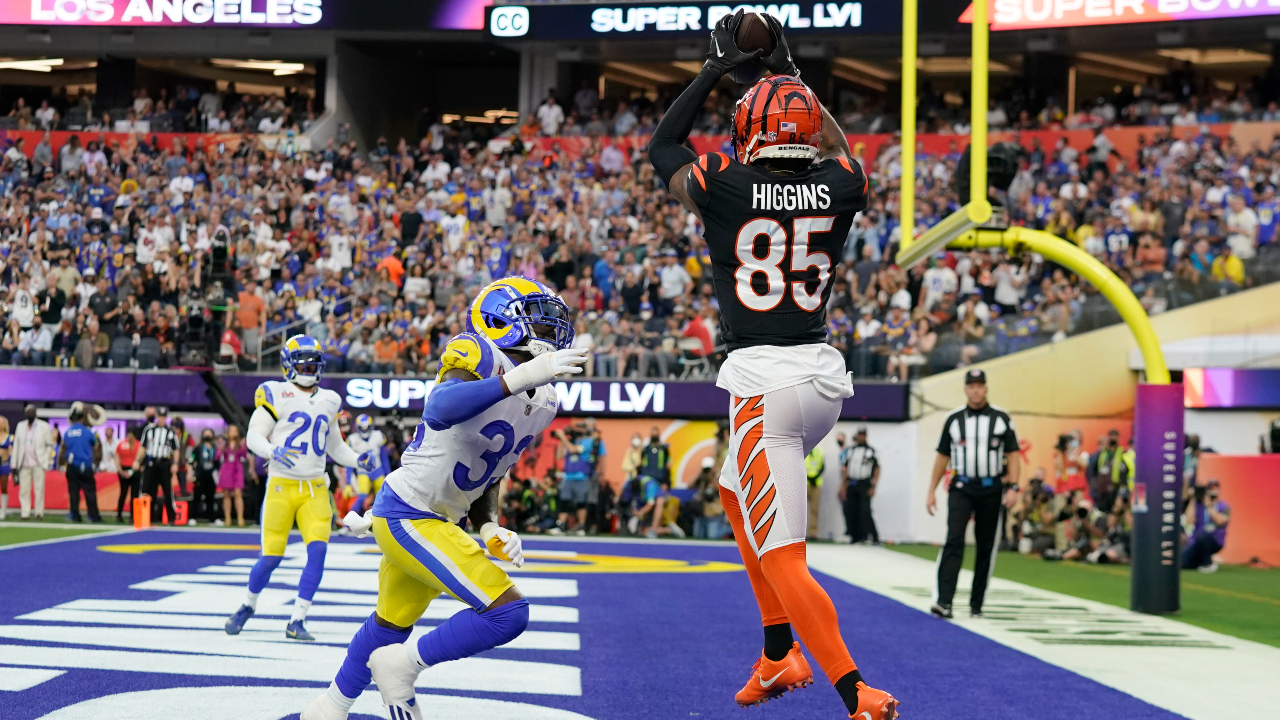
left=247, top=554, right=283, bottom=594
left=297, top=541, right=327, bottom=602
left=412, top=599, right=529, bottom=668
left=334, top=614, right=412, bottom=699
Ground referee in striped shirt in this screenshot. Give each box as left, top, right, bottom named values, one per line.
left=134, top=406, right=180, bottom=526
left=926, top=369, right=1020, bottom=619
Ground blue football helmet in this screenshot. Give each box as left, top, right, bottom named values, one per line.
left=281, top=335, right=325, bottom=387
left=467, top=276, right=574, bottom=356
left=356, top=414, right=373, bottom=436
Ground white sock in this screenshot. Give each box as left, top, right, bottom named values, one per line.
left=291, top=598, right=311, bottom=622
left=326, top=682, right=357, bottom=711
left=406, top=638, right=429, bottom=670
left=245, top=591, right=259, bottom=611
left=0, top=494, right=7, bottom=519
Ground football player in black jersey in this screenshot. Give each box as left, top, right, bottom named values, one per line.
left=648, top=11, right=897, bottom=720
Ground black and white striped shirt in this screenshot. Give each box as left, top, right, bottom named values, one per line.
left=841, top=444, right=879, bottom=482
left=140, top=424, right=179, bottom=461
left=937, top=404, right=1018, bottom=483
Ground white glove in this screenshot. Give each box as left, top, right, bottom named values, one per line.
left=480, top=522, right=524, bottom=568
left=343, top=510, right=374, bottom=538
left=502, top=347, right=588, bottom=396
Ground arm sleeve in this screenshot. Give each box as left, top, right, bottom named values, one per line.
left=423, top=377, right=508, bottom=431
left=936, top=419, right=952, bottom=455
left=649, top=68, right=721, bottom=187
left=246, top=407, right=276, bottom=460
left=326, top=420, right=361, bottom=468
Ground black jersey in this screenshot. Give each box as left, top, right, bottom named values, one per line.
left=687, top=152, right=869, bottom=351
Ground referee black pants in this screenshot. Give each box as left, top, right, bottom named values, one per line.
left=66, top=465, right=102, bottom=523
left=841, top=481, right=878, bottom=543
left=142, top=459, right=176, bottom=525
left=936, top=488, right=1003, bottom=612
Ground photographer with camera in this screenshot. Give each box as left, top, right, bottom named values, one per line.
left=1014, top=470, right=1058, bottom=556
left=1042, top=491, right=1106, bottom=562
left=1183, top=478, right=1230, bottom=573
left=554, top=419, right=606, bottom=535
left=1087, top=486, right=1132, bottom=565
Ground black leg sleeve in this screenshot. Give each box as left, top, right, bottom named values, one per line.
left=936, top=490, right=974, bottom=607
left=649, top=68, right=721, bottom=186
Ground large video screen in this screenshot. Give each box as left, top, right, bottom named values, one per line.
left=2, top=0, right=330, bottom=27
left=487, top=2, right=898, bottom=40
left=0, top=0, right=494, bottom=30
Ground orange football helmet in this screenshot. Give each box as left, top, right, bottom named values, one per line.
left=731, top=74, right=823, bottom=165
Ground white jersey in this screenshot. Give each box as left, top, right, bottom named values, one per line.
left=254, top=380, right=344, bottom=481
left=385, top=332, right=559, bottom=523
left=349, top=429, right=385, bottom=475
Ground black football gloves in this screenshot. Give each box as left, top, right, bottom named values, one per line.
left=760, top=13, right=800, bottom=78
left=703, top=10, right=764, bottom=77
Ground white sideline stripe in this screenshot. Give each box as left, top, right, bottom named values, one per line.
left=808, top=543, right=1280, bottom=720
left=0, top=667, right=65, bottom=691
left=0, top=643, right=582, bottom=696
left=14, top=610, right=581, bottom=651
left=0, top=526, right=134, bottom=551
left=33, top=685, right=598, bottom=720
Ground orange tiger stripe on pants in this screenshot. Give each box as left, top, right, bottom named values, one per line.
left=720, top=385, right=859, bottom=685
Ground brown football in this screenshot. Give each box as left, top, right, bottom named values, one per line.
left=734, top=11, right=776, bottom=55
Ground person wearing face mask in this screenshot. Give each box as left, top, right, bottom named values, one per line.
left=1182, top=479, right=1230, bottom=573
left=1055, top=429, right=1088, bottom=496
left=1086, top=430, right=1127, bottom=514
left=193, top=429, right=220, bottom=523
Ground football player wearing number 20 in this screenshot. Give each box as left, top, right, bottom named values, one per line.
left=302, top=276, right=587, bottom=720
left=649, top=10, right=899, bottom=720
left=224, top=335, right=381, bottom=642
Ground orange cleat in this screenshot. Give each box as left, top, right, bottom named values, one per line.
left=734, top=642, right=814, bottom=708
left=848, top=681, right=900, bottom=720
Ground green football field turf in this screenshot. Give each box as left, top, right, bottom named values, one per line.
left=888, top=544, right=1280, bottom=649
left=0, top=524, right=117, bottom=548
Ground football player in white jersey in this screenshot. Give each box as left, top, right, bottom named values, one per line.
left=302, top=277, right=587, bottom=720
left=225, top=335, right=380, bottom=641
left=347, top=414, right=386, bottom=512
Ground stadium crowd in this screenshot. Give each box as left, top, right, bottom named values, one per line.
left=5, top=83, right=319, bottom=135
left=2, top=81, right=1280, bottom=380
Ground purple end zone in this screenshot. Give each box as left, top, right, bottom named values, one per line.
left=0, top=531, right=1186, bottom=720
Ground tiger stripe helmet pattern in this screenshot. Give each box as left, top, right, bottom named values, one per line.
left=731, top=74, right=823, bottom=165
left=467, top=276, right=575, bottom=355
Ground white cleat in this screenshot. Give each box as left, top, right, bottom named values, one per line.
left=369, top=644, right=423, bottom=720
left=300, top=691, right=349, bottom=720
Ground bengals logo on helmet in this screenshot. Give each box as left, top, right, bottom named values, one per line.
left=731, top=75, right=823, bottom=165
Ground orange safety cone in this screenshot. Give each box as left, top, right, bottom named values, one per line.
left=133, top=496, right=151, bottom=529
left=173, top=500, right=189, bottom=526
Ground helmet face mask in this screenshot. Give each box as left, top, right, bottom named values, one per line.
left=281, top=335, right=325, bottom=387
left=468, top=277, right=575, bottom=356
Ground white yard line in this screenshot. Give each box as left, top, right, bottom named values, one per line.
left=808, top=544, right=1280, bottom=720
